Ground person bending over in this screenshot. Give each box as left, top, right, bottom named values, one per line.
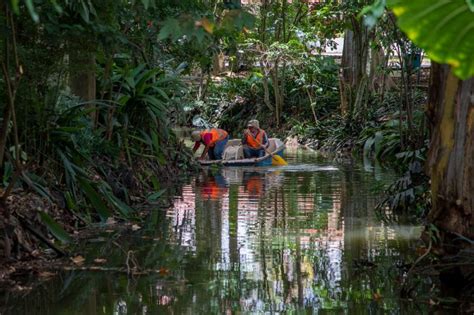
left=191, top=128, right=229, bottom=160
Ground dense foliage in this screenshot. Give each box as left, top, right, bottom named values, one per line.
left=0, top=0, right=253, bottom=251
left=1, top=0, right=473, bottom=309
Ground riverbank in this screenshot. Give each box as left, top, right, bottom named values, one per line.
left=0, top=145, right=199, bottom=293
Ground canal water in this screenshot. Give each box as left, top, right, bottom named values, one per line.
left=1, top=149, right=426, bottom=314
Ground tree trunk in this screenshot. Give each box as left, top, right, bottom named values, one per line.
left=212, top=52, right=225, bottom=76
left=427, top=63, right=474, bottom=239
left=69, top=51, right=97, bottom=124
left=368, top=43, right=386, bottom=94
left=340, top=16, right=370, bottom=117
left=0, top=97, right=12, bottom=167
left=69, top=52, right=96, bottom=102
left=0, top=5, right=22, bottom=177
left=271, top=60, right=282, bottom=127
left=261, top=74, right=273, bottom=111
left=260, top=0, right=268, bottom=43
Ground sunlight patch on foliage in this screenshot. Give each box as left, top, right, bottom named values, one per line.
left=388, top=0, right=474, bottom=79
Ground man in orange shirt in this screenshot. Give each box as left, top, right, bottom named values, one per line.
left=191, top=128, right=229, bottom=160
left=242, top=119, right=268, bottom=158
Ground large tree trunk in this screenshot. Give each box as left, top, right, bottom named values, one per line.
left=368, top=43, right=387, bottom=95
left=69, top=51, right=97, bottom=124
left=426, top=63, right=474, bottom=239
left=69, top=52, right=96, bottom=102
left=212, top=52, right=225, bottom=76
left=340, top=16, right=370, bottom=117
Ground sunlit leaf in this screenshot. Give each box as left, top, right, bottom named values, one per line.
left=388, top=0, right=474, bottom=79
left=24, top=0, right=39, bottom=22
left=71, top=255, right=85, bottom=265
left=360, top=0, right=386, bottom=28
left=467, top=0, right=474, bottom=11
left=199, top=18, right=214, bottom=34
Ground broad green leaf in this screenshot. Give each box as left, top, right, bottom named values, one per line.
left=147, top=189, right=166, bottom=202
left=25, top=0, right=39, bottom=22
left=77, top=177, right=111, bottom=221
left=64, top=191, right=75, bottom=210
left=152, top=87, right=170, bottom=100
left=131, top=63, right=146, bottom=79
left=10, top=0, right=20, bottom=14
left=151, top=130, right=160, bottom=155
left=223, top=10, right=256, bottom=30
left=360, top=0, right=386, bottom=28
left=3, top=162, right=12, bottom=186
left=151, top=176, right=160, bottom=191
left=142, top=95, right=165, bottom=111
left=118, top=95, right=131, bottom=106
left=363, top=137, right=375, bottom=156
left=79, top=1, right=90, bottom=23
left=388, top=0, right=474, bottom=79
left=50, top=0, right=63, bottom=13
left=467, top=0, right=474, bottom=12
left=22, top=172, right=53, bottom=202
left=100, top=187, right=133, bottom=217
left=374, top=131, right=384, bottom=157
left=39, top=211, right=72, bottom=244
left=158, top=18, right=181, bottom=40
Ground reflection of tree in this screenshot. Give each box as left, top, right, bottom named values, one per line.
left=7, top=160, right=425, bottom=314
left=229, top=184, right=239, bottom=266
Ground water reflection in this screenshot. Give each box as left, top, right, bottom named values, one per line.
left=162, top=153, right=421, bottom=313
left=1, top=151, right=426, bottom=314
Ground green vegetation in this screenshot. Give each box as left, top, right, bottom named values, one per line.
left=1, top=0, right=474, bottom=312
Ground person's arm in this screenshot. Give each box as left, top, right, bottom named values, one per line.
left=200, top=146, right=210, bottom=160
left=192, top=141, right=201, bottom=153
left=199, top=133, right=213, bottom=160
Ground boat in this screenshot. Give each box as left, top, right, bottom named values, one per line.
left=199, top=138, right=286, bottom=167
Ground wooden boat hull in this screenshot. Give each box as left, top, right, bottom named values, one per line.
left=199, top=138, right=285, bottom=167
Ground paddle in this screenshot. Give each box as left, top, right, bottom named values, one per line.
left=245, top=130, right=288, bottom=166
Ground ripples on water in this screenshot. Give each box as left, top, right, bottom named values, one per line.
left=2, top=150, right=425, bottom=315
left=163, top=151, right=422, bottom=314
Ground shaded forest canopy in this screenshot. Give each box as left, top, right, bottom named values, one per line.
left=0, top=0, right=473, bottom=309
